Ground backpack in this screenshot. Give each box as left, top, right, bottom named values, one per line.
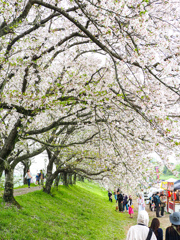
left=153, top=195, right=157, bottom=204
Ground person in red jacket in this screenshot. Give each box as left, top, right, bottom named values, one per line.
left=171, top=191, right=177, bottom=201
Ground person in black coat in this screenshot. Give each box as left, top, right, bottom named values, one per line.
left=108, top=190, right=112, bottom=202
left=123, top=194, right=129, bottom=212
left=117, top=191, right=123, bottom=212
left=154, top=192, right=161, bottom=217
left=176, top=190, right=179, bottom=201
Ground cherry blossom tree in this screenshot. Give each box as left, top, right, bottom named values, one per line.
left=0, top=0, right=180, bottom=204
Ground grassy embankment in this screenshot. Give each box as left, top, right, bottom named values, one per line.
left=0, top=181, right=136, bottom=240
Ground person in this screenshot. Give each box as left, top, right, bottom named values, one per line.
left=152, top=194, right=155, bottom=210
left=141, top=189, right=144, bottom=199
left=35, top=173, right=40, bottom=185
left=123, top=194, right=129, bottom=212
left=166, top=211, right=180, bottom=240
left=117, top=191, right=123, bottom=212
left=108, top=190, right=112, bottom=202
left=137, top=193, right=145, bottom=215
left=25, top=169, right=32, bottom=188
left=171, top=191, right=177, bottom=201
left=149, top=194, right=155, bottom=211
left=154, top=192, right=161, bottom=218
left=151, top=202, right=155, bottom=212
left=128, top=195, right=134, bottom=218
left=160, top=192, right=166, bottom=217
left=126, top=210, right=157, bottom=240
left=149, top=218, right=163, bottom=240
left=114, top=189, right=117, bottom=203
left=176, top=190, right=179, bottom=201
left=39, top=170, right=45, bottom=186
left=149, top=195, right=152, bottom=211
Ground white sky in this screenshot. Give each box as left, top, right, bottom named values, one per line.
left=14, top=152, right=49, bottom=176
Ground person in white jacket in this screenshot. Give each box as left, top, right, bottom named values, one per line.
left=25, top=169, right=32, bottom=188
left=126, top=210, right=157, bottom=240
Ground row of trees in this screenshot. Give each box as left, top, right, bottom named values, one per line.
left=0, top=0, right=179, bottom=206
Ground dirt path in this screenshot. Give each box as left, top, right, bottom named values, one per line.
left=0, top=186, right=42, bottom=197
left=146, top=203, right=170, bottom=237
left=123, top=198, right=170, bottom=239
left=13, top=186, right=43, bottom=196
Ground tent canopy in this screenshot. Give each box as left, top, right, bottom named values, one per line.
left=174, top=180, right=180, bottom=191
left=166, top=178, right=177, bottom=183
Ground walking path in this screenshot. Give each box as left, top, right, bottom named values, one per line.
left=14, top=186, right=42, bottom=196
left=0, top=185, right=42, bottom=197
left=124, top=198, right=170, bottom=239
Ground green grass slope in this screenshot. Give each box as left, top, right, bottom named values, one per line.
left=0, top=181, right=132, bottom=240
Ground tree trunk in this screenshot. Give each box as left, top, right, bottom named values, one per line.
left=54, top=174, right=60, bottom=187
left=78, top=175, right=84, bottom=182
left=0, top=168, right=4, bottom=182
left=60, top=173, right=64, bottom=182
left=43, top=157, right=54, bottom=194
left=69, top=173, right=73, bottom=185
left=73, top=173, right=76, bottom=185
left=44, top=176, right=54, bottom=194
left=23, top=160, right=31, bottom=185
left=3, top=167, right=21, bottom=208
left=0, top=119, right=21, bottom=162
left=63, top=172, right=68, bottom=186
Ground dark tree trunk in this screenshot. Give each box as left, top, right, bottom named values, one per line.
left=73, top=173, right=76, bottom=185
left=0, top=119, right=21, bottom=162
left=44, top=176, right=54, bottom=194
left=54, top=174, right=60, bottom=187
left=3, top=167, right=21, bottom=208
left=78, top=175, right=84, bottom=182
left=43, top=149, right=60, bottom=194
left=69, top=173, right=73, bottom=185
left=43, top=154, right=54, bottom=194
left=0, top=168, right=4, bottom=180
left=60, top=173, right=64, bottom=181
left=22, top=160, right=31, bottom=185
left=3, top=168, right=14, bottom=202
left=63, top=172, right=68, bottom=186
left=0, top=119, right=21, bottom=207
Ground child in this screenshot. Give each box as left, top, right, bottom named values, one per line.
left=35, top=173, right=40, bottom=185
left=128, top=195, right=134, bottom=218
left=151, top=203, right=155, bottom=211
